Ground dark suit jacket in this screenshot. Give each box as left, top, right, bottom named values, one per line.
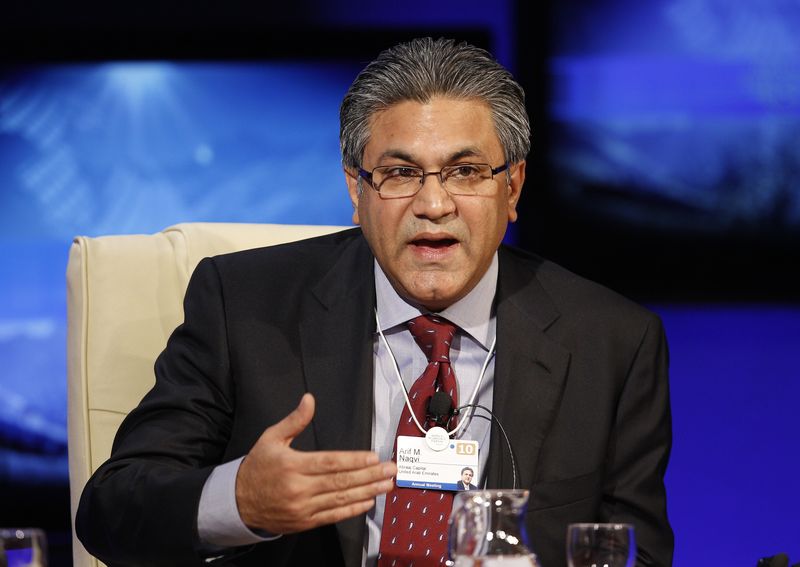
left=456, top=482, right=478, bottom=491
left=77, top=228, right=673, bottom=567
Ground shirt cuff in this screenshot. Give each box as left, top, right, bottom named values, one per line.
left=198, top=456, right=281, bottom=547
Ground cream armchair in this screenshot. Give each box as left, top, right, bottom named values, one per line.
left=66, top=222, right=348, bottom=567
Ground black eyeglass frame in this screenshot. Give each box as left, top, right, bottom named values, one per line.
left=356, top=162, right=511, bottom=198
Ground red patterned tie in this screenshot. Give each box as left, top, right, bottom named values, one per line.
left=378, top=314, right=458, bottom=567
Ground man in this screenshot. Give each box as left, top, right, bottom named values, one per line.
left=457, top=468, right=477, bottom=491
left=77, top=38, right=673, bottom=567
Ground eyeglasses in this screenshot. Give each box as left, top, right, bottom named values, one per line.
left=357, top=162, right=510, bottom=199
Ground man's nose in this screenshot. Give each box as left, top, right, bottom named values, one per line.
left=411, top=172, right=456, bottom=218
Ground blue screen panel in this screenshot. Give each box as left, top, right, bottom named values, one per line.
left=0, top=61, right=360, bottom=487
left=655, top=305, right=800, bottom=565
left=0, top=62, right=361, bottom=240
left=549, top=0, right=800, bottom=233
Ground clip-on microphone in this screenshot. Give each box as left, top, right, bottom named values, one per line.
left=427, top=391, right=454, bottom=428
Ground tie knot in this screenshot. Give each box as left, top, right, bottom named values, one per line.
left=406, top=314, right=456, bottom=363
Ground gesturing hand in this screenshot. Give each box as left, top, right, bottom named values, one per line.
left=235, top=393, right=396, bottom=534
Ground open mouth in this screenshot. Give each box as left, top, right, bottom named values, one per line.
left=412, top=238, right=458, bottom=249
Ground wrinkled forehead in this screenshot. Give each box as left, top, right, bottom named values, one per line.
left=362, top=97, right=502, bottom=165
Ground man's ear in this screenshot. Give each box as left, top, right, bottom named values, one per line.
left=506, top=160, right=526, bottom=223
left=344, top=168, right=361, bottom=225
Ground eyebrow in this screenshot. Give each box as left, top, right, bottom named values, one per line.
left=375, top=147, right=486, bottom=165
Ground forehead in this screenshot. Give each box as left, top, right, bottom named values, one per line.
left=363, top=97, right=502, bottom=165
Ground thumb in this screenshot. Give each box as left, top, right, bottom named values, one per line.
left=262, top=393, right=315, bottom=446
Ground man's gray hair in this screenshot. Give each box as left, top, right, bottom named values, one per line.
left=339, top=37, right=531, bottom=170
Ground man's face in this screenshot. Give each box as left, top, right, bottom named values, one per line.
left=461, top=469, right=473, bottom=484
left=346, top=97, right=525, bottom=311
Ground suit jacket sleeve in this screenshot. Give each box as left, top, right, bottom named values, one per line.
left=76, top=257, right=238, bottom=566
left=601, top=313, right=673, bottom=566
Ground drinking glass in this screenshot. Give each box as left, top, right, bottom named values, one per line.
left=448, top=489, right=541, bottom=567
left=0, top=528, right=48, bottom=567
left=566, top=523, right=634, bottom=567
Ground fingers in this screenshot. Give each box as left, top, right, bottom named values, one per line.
left=307, top=497, right=379, bottom=528
left=307, top=458, right=396, bottom=494
left=308, top=466, right=396, bottom=509
left=261, top=393, right=315, bottom=446
left=236, top=392, right=399, bottom=535
left=299, top=449, right=380, bottom=474
left=238, top=457, right=395, bottom=534
left=273, top=468, right=396, bottom=533
left=274, top=497, right=379, bottom=534
left=277, top=457, right=395, bottom=504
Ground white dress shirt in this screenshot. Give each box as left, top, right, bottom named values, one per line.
left=366, top=256, right=497, bottom=564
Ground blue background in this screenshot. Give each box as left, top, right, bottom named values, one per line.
left=1, top=0, right=798, bottom=565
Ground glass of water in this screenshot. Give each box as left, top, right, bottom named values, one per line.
left=448, top=490, right=541, bottom=567
left=566, top=523, right=635, bottom=567
left=0, top=528, right=48, bottom=567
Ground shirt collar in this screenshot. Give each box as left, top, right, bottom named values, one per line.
left=374, top=254, right=498, bottom=350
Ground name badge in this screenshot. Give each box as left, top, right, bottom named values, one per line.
left=395, top=435, right=480, bottom=491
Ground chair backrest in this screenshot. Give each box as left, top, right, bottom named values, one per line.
left=66, top=222, right=349, bottom=567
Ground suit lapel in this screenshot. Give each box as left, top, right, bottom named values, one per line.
left=486, top=248, right=571, bottom=491
left=299, top=233, right=375, bottom=567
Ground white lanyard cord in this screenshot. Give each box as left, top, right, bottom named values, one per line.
left=450, top=332, right=496, bottom=437
left=375, top=308, right=496, bottom=438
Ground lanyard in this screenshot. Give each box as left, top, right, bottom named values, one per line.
left=375, top=308, right=496, bottom=438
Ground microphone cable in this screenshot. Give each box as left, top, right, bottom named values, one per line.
left=455, top=403, right=518, bottom=490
